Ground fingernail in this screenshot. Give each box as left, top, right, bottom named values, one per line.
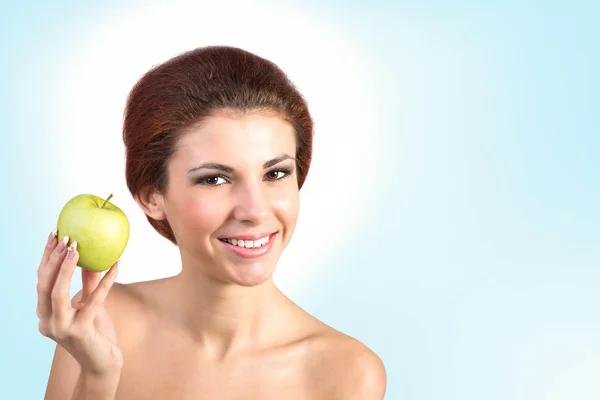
left=54, top=235, right=69, bottom=254
left=47, top=230, right=57, bottom=247
left=66, top=241, right=77, bottom=260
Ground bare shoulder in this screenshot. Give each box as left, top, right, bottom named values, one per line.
left=103, top=277, right=174, bottom=332
left=92, top=280, right=152, bottom=347
left=70, top=279, right=146, bottom=325
left=303, top=323, right=387, bottom=400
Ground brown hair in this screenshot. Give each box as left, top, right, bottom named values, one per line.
left=122, top=46, right=314, bottom=245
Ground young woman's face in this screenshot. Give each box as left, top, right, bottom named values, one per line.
left=161, top=111, right=299, bottom=286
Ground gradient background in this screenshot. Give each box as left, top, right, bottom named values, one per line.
left=2, top=1, right=599, bottom=399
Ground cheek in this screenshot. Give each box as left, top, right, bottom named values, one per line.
left=172, top=196, right=226, bottom=237
left=273, top=190, right=300, bottom=226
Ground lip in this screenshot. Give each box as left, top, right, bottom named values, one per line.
left=219, top=232, right=277, bottom=259
left=219, top=232, right=275, bottom=241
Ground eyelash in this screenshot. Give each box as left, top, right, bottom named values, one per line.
left=195, top=168, right=293, bottom=187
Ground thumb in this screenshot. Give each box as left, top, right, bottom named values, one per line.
left=82, top=268, right=103, bottom=301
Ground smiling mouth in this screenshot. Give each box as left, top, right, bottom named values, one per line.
left=218, top=233, right=273, bottom=249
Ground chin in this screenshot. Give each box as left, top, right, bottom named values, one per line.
left=228, top=262, right=276, bottom=287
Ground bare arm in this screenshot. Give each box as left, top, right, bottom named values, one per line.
left=43, top=286, right=125, bottom=400
left=45, top=342, right=122, bottom=400
left=44, top=343, right=80, bottom=399
left=70, top=369, right=122, bottom=400
left=37, top=232, right=123, bottom=399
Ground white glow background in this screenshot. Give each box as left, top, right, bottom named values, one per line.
left=2, top=1, right=599, bottom=399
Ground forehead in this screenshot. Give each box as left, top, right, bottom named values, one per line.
left=174, top=112, right=296, bottom=163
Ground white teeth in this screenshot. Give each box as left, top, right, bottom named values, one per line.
left=223, top=235, right=272, bottom=249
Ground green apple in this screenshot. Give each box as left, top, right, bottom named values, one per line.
left=56, top=193, right=130, bottom=272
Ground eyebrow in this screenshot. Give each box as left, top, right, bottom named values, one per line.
left=186, top=154, right=295, bottom=174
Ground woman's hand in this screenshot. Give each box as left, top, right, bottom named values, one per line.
left=36, top=230, right=123, bottom=377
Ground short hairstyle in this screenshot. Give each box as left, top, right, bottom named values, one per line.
left=122, top=46, right=314, bottom=244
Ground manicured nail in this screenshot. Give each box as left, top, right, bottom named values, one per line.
left=47, top=230, right=57, bottom=247
left=66, top=241, right=77, bottom=260
left=54, top=235, right=69, bottom=254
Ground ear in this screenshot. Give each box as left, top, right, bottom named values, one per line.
left=135, top=186, right=167, bottom=221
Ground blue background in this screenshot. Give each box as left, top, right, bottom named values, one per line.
left=2, top=1, right=599, bottom=398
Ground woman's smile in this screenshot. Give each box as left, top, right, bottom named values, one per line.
left=218, top=232, right=277, bottom=258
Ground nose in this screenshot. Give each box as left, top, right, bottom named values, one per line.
left=231, top=181, right=269, bottom=224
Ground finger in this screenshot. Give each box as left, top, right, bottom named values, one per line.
left=36, top=230, right=59, bottom=315
left=82, top=268, right=102, bottom=302
left=83, top=262, right=119, bottom=313
left=37, top=230, right=59, bottom=290
left=39, top=229, right=58, bottom=269
left=51, top=240, right=79, bottom=321
left=37, top=235, right=70, bottom=319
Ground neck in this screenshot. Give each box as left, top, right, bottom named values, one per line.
left=167, top=256, right=288, bottom=361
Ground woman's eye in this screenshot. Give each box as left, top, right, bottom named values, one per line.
left=199, top=176, right=227, bottom=186
left=266, top=170, right=288, bottom=180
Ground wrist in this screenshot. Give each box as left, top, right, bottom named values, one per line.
left=80, top=360, right=123, bottom=380
left=72, top=368, right=122, bottom=400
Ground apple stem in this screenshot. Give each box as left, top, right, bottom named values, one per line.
left=101, top=194, right=114, bottom=209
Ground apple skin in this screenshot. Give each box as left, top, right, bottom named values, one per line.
left=56, top=194, right=130, bottom=273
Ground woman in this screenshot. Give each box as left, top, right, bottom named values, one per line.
left=37, top=46, right=387, bottom=399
